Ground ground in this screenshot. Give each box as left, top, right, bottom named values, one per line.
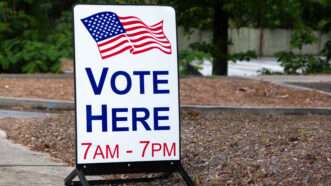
left=0, top=76, right=330, bottom=107
left=1, top=109, right=331, bottom=185
left=1, top=75, right=331, bottom=185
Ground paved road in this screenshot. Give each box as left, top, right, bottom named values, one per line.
left=199, top=58, right=284, bottom=76
left=0, top=110, right=73, bottom=186
left=288, top=82, right=331, bottom=93
left=250, top=75, right=331, bottom=83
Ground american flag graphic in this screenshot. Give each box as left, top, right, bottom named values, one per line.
left=81, top=11, right=172, bottom=59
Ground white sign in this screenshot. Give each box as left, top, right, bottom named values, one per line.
left=73, top=5, right=179, bottom=165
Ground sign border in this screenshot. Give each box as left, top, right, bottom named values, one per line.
left=72, top=3, right=182, bottom=174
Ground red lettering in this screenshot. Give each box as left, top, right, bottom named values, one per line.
left=106, top=144, right=119, bottom=159
left=140, top=140, right=150, bottom=157
left=93, top=145, right=105, bottom=159
left=152, top=143, right=162, bottom=157
left=163, top=142, right=176, bottom=157
left=81, top=142, right=92, bottom=160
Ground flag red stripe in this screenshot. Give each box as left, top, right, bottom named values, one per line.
left=125, top=24, right=163, bottom=32
left=119, top=17, right=163, bottom=29
left=132, top=40, right=171, bottom=49
left=98, top=34, right=126, bottom=47
left=126, top=31, right=166, bottom=39
left=126, top=27, right=164, bottom=36
left=96, top=16, right=172, bottom=58
left=118, top=16, right=138, bottom=20
left=99, top=39, right=129, bottom=53
left=130, top=35, right=170, bottom=44
left=123, top=20, right=163, bottom=29
left=101, top=45, right=132, bottom=59
left=121, top=20, right=163, bottom=30
left=131, top=46, right=171, bottom=55
left=150, top=21, right=163, bottom=27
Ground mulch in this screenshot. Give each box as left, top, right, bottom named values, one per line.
left=0, top=77, right=331, bottom=107
left=1, top=109, right=331, bottom=185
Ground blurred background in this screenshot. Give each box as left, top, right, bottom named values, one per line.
left=1, top=0, right=331, bottom=76
left=1, top=1, right=331, bottom=185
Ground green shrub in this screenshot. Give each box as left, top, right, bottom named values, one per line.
left=0, top=39, right=61, bottom=73
left=0, top=9, right=72, bottom=73
left=275, top=51, right=331, bottom=74
left=179, top=50, right=211, bottom=76
left=229, top=50, right=257, bottom=62
left=48, top=11, right=73, bottom=59
left=276, top=27, right=331, bottom=74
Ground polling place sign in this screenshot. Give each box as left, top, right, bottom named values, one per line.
left=73, top=5, right=179, bottom=167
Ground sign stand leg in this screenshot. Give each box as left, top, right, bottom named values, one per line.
left=64, top=168, right=89, bottom=186
left=64, top=169, right=77, bottom=185
left=177, top=164, right=195, bottom=186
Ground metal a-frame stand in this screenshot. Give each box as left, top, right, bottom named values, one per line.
left=64, top=163, right=194, bottom=186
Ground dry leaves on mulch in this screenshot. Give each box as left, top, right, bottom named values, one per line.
left=1, top=109, right=331, bottom=185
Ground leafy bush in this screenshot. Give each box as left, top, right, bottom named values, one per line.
left=179, top=50, right=211, bottom=76
left=229, top=50, right=257, bottom=62
left=276, top=27, right=331, bottom=74
left=0, top=39, right=61, bottom=73
left=258, top=68, right=284, bottom=75
left=0, top=5, right=72, bottom=73
left=48, top=11, right=73, bottom=59
left=276, top=51, right=331, bottom=74
left=290, top=27, right=317, bottom=50
left=321, top=40, right=331, bottom=62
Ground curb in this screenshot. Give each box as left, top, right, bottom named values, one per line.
left=245, top=76, right=331, bottom=97
left=269, top=81, right=331, bottom=97
left=0, top=96, right=330, bottom=115
left=0, top=96, right=74, bottom=110
left=182, top=105, right=331, bottom=115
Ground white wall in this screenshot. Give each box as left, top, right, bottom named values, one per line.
left=177, top=27, right=330, bottom=56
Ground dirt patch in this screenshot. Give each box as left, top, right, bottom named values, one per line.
left=0, top=77, right=331, bottom=107
left=180, top=77, right=331, bottom=107
left=0, top=78, right=74, bottom=100
left=1, top=110, right=331, bottom=185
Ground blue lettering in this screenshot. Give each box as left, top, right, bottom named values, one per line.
left=153, top=71, right=169, bottom=94
left=85, top=68, right=108, bottom=95
left=133, top=71, right=150, bottom=94
left=112, top=108, right=129, bottom=131
left=86, top=104, right=108, bottom=132
left=132, top=107, right=151, bottom=131
left=110, top=71, right=132, bottom=95
left=154, top=107, right=170, bottom=130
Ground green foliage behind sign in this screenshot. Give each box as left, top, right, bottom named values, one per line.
left=1, top=0, right=331, bottom=74
left=0, top=1, right=72, bottom=73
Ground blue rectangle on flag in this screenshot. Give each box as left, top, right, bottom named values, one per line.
left=81, top=12, right=126, bottom=42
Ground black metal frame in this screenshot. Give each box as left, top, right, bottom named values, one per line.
left=64, top=163, right=194, bottom=186
left=65, top=3, right=194, bottom=186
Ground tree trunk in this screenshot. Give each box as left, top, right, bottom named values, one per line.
left=212, top=0, right=229, bottom=75
left=257, top=0, right=265, bottom=57
left=258, top=27, right=264, bottom=57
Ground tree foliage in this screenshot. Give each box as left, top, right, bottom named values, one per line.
left=275, top=0, right=331, bottom=74
left=0, top=0, right=331, bottom=74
